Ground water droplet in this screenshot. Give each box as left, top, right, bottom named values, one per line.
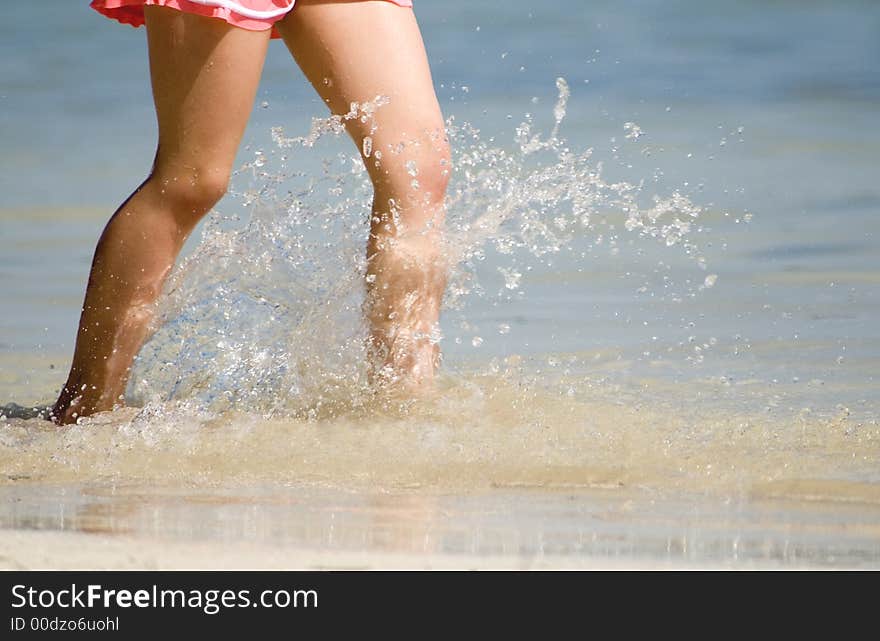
left=552, top=78, right=569, bottom=131
left=624, top=122, right=644, bottom=140
left=498, top=267, right=522, bottom=290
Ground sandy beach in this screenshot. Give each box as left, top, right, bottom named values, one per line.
left=2, top=480, right=879, bottom=570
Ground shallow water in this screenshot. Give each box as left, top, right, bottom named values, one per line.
left=3, top=483, right=880, bottom=569
left=1, top=0, right=879, bottom=567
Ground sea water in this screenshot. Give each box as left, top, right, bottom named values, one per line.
left=0, top=0, right=878, bottom=567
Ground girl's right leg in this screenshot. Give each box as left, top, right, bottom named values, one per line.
left=52, top=6, right=270, bottom=424
left=276, top=1, right=450, bottom=387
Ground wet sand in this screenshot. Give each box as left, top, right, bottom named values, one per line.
left=2, top=482, right=879, bottom=569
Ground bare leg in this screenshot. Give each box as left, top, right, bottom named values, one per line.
left=52, top=7, right=270, bottom=424
left=276, top=0, right=450, bottom=386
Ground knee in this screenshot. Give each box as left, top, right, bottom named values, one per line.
left=146, top=165, right=231, bottom=229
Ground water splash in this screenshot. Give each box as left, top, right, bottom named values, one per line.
left=2, top=371, right=876, bottom=494
left=127, top=79, right=709, bottom=417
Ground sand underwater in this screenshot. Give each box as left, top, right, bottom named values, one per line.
left=1, top=1, right=879, bottom=568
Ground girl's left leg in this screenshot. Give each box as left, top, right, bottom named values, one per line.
left=276, top=0, right=450, bottom=386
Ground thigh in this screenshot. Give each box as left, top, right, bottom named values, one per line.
left=145, top=6, right=271, bottom=179
left=275, top=1, right=446, bottom=185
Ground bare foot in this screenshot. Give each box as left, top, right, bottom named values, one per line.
left=51, top=383, right=122, bottom=426
left=51, top=387, right=87, bottom=426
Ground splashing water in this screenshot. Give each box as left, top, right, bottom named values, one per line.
left=125, top=79, right=708, bottom=417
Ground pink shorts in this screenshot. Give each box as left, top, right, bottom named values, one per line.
left=90, top=0, right=414, bottom=39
